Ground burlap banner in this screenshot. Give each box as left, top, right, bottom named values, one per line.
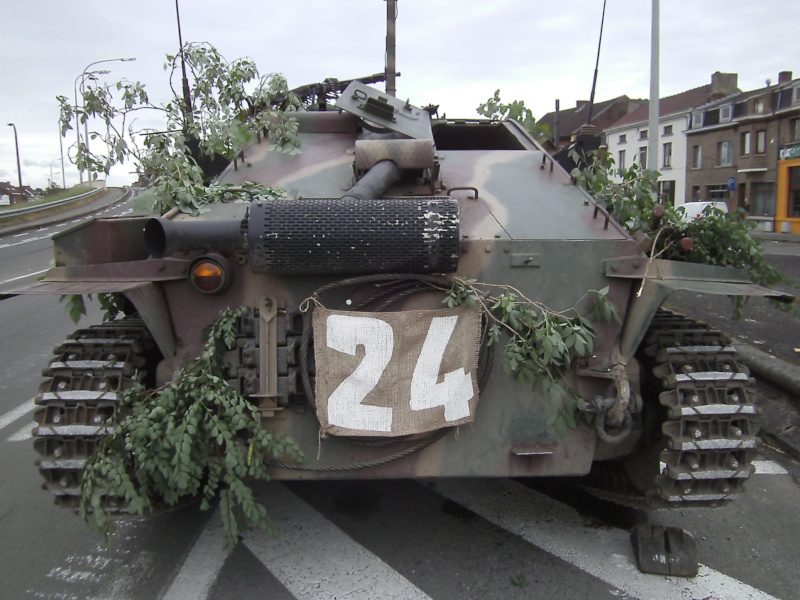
left=312, top=305, right=481, bottom=437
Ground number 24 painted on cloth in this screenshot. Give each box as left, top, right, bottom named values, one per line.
left=325, top=314, right=474, bottom=432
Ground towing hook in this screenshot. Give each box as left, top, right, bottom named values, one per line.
left=581, top=395, right=618, bottom=414
left=581, top=393, right=636, bottom=445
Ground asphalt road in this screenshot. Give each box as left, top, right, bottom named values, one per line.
left=0, top=199, right=799, bottom=599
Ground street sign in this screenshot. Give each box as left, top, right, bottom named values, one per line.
left=727, top=177, right=736, bottom=191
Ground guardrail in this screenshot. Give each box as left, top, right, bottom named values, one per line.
left=0, top=186, right=105, bottom=218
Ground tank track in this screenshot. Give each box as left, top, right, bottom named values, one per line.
left=33, top=317, right=156, bottom=509
left=586, top=309, right=759, bottom=509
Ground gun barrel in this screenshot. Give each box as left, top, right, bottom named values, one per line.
left=341, top=160, right=400, bottom=202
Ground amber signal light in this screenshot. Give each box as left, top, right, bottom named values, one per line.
left=189, top=257, right=229, bottom=294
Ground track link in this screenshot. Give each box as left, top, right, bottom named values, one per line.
left=33, top=317, right=155, bottom=508
left=587, top=309, right=759, bottom=509
left=644, top=310, right=758, bottom=507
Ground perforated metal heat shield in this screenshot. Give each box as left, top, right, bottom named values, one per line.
left=247, top=197, right=460, bottom=274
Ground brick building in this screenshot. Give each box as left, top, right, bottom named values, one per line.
left=685, top=71, right=800, bottom=232
left=538, top=96, right=642, bottom=151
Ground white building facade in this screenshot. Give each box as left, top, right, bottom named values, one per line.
left=603, top=73, right=740, bottom=207
left=605, top=113, right=690, bottom=207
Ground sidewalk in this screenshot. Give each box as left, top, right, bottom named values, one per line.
left=750, top=229, right=800, bottom=244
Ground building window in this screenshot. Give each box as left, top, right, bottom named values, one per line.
left=720, top=105, right=732, bottom=122
left=639, top=146, right=648, bottom=169
left=618, top=149, right=626, bottom=169
left=751, top=182, right=775, bottom=216
left=717, top=141, right=732, bottom=166
left=639, top=129, right=648, bottom=140
left=794, top=86, right=800, bottom=104
left=754, top=98, right=764, bottom=114
left=691, top=186, right=701, bottom=201
left=792, top=119, right=800, bottom=142
left=692, top=144, right=702, bottom=169
left=741, top=131, right=751, bottom=155
left=618, top=134, right=627, bottom=144
left=662, top=142, right=672, bottom=168
left=663, top=125, right=673, bottom=136
left=659, top=180, right=675, bottom=205
left=691, top=112, right=703, bottom=128
left=756, top=130, right=766, bottom=154
left=707, top=184, right=729, bottom=200
left=790, top=167, right=800, bottom=218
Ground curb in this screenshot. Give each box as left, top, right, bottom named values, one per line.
left=734, top=340, right=800, bottom=397
left=750, top=230, right=800, bottom=244
left=733, top=337, right=800, bottom=463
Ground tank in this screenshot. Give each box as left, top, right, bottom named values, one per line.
left=17, top=81, right=792, bottom=513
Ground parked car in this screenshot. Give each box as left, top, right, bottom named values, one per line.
left=678, top=201, right=729, bottom=222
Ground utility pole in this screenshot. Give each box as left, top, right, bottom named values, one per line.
left=58, top=121, right=66, bottom=189
left=385, top=0, right=397, bottom=97
left=648, top=0, right=660, bottom=178
left=7, top=123, right=23, bottom=193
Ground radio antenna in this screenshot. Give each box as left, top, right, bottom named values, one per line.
left=586, top=0, right=607, bottom=125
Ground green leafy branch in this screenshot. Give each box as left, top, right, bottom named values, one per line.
left=59, top=292, right=129, bottom=324
left=57, top=42, right=301, bottom=214
left=476, top=90, right=550, bottom=141
left=79, top=307, right=304, bottom=552
left=444, top=278, right=618, bottom=437
left=571, top=150, right=793, bottom=318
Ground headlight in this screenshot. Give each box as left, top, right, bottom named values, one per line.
left=189, top=256, right=230, bottom=294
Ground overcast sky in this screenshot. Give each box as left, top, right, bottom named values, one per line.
left=2, top=0, right=799, bottom=190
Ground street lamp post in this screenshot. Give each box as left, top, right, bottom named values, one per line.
left=49, top=158, right=62, bottom=188
left=58, top=122, right=66, bottom=189
left=7, top=123, right=23, bottom=195
left=73, top=57, right=136, bottom=184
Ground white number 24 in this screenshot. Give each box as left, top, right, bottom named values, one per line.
left=325, top=314, right=474, bottom=432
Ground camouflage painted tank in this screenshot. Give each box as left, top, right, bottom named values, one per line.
left=18, top=82, right=790, bottom=511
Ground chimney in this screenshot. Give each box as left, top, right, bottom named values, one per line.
left=778, top=71, right=793, bottom=84
left=710, top=72, right=738, bottom=96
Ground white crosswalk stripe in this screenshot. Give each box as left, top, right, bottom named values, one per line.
left=0, top=398, right=35, bottom=431
left=433, top=478, right=779, bottom=600
left=7, top=421, right=34, bottom=441
left=166, top=483, right=431, bottom=600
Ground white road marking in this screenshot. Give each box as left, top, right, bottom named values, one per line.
left=245, top=484, right=431, bottom=600
left=0, top=398, right=36, bottom=432
left=165, top=483, right=431, bottom=600
left=0, top=234, right=52, bottom=249
left=433, top=478, right=778, bottom=600
left=162, top=509, right=228, bottom=600
left=0, top=268, right=49, bottom=286
left=753, top=460, right=789, bottom=475
left=8, top=421, right=34, bottom=441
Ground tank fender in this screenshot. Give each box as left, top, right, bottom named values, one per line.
left=124, top=282, right=176, bottom=363
left=605, top=256, right=794, bottom=360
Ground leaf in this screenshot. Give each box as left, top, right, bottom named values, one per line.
left=553, top=415, right=568, bottom=438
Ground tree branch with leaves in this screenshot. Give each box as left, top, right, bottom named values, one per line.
left=477, top=89, right=550, bottom=141
left=57, top=42, right=301, bottom=215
